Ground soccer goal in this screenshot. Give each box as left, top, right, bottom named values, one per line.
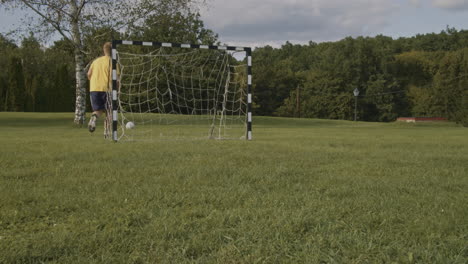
left=108, top=40, right=252, bottom=142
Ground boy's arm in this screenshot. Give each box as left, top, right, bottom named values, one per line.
left=87, top=66, right=93, bottom=80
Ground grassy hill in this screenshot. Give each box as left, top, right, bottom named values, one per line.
left=0, top=113, right=466, bottom=263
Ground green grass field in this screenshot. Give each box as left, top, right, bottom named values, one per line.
left=0, top=113, right=467, bottom=263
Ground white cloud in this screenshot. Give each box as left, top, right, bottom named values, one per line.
left=408, top=0, right=422, bottom=8
left=432, top=0, right=468, bottom=10
left=200, top=0, right=400, bottom=47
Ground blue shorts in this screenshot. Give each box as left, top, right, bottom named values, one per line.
left=90, top=92, right=108, bottom=111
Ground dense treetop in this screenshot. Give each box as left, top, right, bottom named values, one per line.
left=253, top=28, right=468, bottom=125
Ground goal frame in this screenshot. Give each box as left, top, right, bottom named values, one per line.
left=110, top=40, right=253, bottom=142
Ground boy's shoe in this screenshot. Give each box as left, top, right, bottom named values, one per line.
left=88, top=115, right=97, bottom=133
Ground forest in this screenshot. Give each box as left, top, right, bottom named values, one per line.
left=254, top=28, right=468, bottom=126
left=1, top=25, right=467, bottom=125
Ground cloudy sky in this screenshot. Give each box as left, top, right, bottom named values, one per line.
left=1, top=0, right=468, bottom=48
left=199, top=0, right=468, bottom=47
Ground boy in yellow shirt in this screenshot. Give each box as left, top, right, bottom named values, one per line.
left=87, top=42, right=113, bottom=136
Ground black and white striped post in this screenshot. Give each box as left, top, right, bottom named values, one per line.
left=246, top=48, right=253, bottom=140
left=111, top=41, right=119, bottom=142
left=111, top=40, right=252, bottom=141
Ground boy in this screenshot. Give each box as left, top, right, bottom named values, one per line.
left=87, top=42, right=114, bottom=137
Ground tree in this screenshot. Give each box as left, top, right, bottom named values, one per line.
left=252, top=46, right=301, bottom=116
left=0, top=34, right=17, bottom=111
left=7, top=56, right=25, bottom=111
left=0, top=75, right=6, bottom=112
left=459, top=89, right=468, bottom=127
left=18, top=34, right=44, bottom=112
left=53, top=65, right=74, bottom=112
left=1, top=0, right=206, bottom=124
left=433, top=48, right=468, bottom=125
left=133, top=8, right=217, bottom=44
left=363, top=74, right=402, bottom=121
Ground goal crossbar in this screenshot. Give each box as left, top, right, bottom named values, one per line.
left=110, top=40, right=253, bottom=142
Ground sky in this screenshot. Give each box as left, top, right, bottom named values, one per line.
left=1, top=0, right=468, bottom=48
left=199, top=0, right=468, bottom=48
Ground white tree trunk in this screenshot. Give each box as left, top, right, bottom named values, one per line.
left=73, top=50, right=87, bottom=124
left=71, top=1, right=87, bottom=125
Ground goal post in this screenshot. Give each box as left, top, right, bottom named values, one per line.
left=110, top=40, right=252, bottom=142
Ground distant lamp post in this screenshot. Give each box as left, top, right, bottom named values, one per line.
left=353, top=88, right=360, bottom=121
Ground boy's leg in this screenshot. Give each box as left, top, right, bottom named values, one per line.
left=88, top=110, right=104, bottom=133
left=89, top=92, right=107, bottom=133
left=93, top=110, right=104, bottom=118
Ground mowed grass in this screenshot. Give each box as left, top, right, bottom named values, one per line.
left=0, top=113, right=467, bottom=263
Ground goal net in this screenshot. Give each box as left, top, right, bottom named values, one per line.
left=109, top=40, right=252, bottom=141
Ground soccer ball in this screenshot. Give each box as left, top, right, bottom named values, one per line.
left=125, top=121, right=135, bottom=129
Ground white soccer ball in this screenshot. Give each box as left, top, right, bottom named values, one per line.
left=125, top=121, right=135, bottom=129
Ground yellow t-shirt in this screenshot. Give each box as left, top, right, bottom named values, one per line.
left=89, top=56, right=113, bottom=92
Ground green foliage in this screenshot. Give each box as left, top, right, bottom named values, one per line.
left=136, top=11, right=217, bottom=44
left=254, top=29, right=468, bottom=122
left=7, top=56, right=25, bottom=111
left=457, top=89, right=468, bottom=127
left=432, top=48, right=468, bottom=123
left=407, top=85, right=434, bottom=117
left=0, top=34, right=17, bottom=111
left=396, top=27, right=468, bottom=52
left=0, top=34, right=75, bottom=112
left=0, top=75, right=7, bottom=111
left=362, top=74, right=403, bottom=121
left=253, top=45, right=302, bottom=116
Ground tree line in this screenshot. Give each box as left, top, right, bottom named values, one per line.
left=253, top=27, right=468, bottom=126
left=0, top=34, right=75, bottom=112
left=1, top=25, right=467, bottom=126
